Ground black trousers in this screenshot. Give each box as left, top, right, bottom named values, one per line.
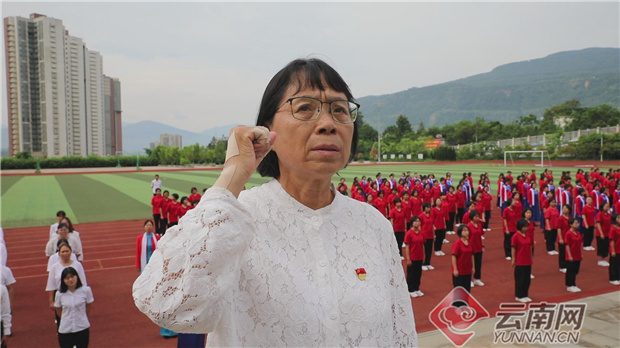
left=456, top=208, right=464, bottom=224
left=58, top=328, right=89, bottom=348
left=452, top=274, right=472, bottom=293
left=473, top=251, right=483, bottom=280
left=394, top=231, right=405, bottom=257
left=597, top=236, right=609, bottom=258
left=504, top=232, right=515, bottom=258
left=434, top=229, right=446, bottom=251
left=483, top=210, right=491, bottom=230
left=423, top=239, right=433, bottom=266
left=565, top=260, right=581, bottom=287
left=583, top=226, right=595, bottom=247
left=447, top=213, right=456, bottom=232
left=558, top=243, right=567, bottom=269
left=153, top=213, right=162, bottom=234
left=544, top=229, right=557, bottom=251
left=610, top=254, right=620, bottom=281
left=514, top=265, right=531, bottom=298
left=407, top=260, right=423, bottom=292
left=159, top=218, right=168, bottom=235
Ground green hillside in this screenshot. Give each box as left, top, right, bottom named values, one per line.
left=358, top=47, right=620, bottom=128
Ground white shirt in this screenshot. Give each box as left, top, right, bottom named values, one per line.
left=0, top=286, right=11, bottom=335
left=1, top=266, right=15, bottom=286
left=47, top=252, right=78, bottom=272
left=151, top=179, right=162, bottom=194
left=45, top=234, right=83, bottom=261
left=54, top=286, right=94, bottom=334
left=134, top=179, right=417, bottom=347
left=46, top=261, right=88, bottom=291
left=49, top=223, right=59, bottom=239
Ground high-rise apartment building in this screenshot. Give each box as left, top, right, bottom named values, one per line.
left=160, top=133, right=182, bottom=148
left=104, top=75, right=122, bottom=156
left=4, top=13, right=116, bottom=157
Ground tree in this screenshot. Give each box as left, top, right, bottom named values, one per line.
left=566, top=104, right=620, bottom=131
left=395, top=115, right=413, bottom=138
left=417, top=121, right=426, bottom=136
left=359, top=123, right=378, bottom=142
left=15, top=151, right=32, bottom=159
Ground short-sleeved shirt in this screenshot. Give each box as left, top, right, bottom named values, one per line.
left=451, top=239, right=473, bottom=275
left=389, top=208, right=407, bottom=232
left=404, top=229, right=425, bottom=261
left=503, top=207, right=518, bottom=232
left=582, top=205, right=596, bottom=227
left=467, top=221, right=484, bottom=253
left=511, top=232, right=532, bottom=266
left=610, top=226, right=620, bottom=254
left=564, top=231, right=583, bottom=261
left=431, top=207, right=446, bottom=230
left=419, top=213, right=434, bottom=240
left=596, top=211, right=612, bottom=237
left=544, top=207, right=560, bottom=230
left=46, top=261, right=88, bottom=291
left=54, top=286, right=94, bottom=334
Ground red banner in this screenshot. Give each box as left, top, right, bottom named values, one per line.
left=423, top=139, right=442, bottom=149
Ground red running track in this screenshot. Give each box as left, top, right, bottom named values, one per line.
left=4, top=204, right=619, bottom=347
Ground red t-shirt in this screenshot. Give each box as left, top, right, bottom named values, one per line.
left=557, top=215, right=570, bottom=242
left=151, top=195, right=164, bottom=215
left=401, top=200, right=413, bottom=221
left=455, top=191, right=466, bottom=209
left=467, top=221, right=484, bottom=253
left=419, top=213, right=434, bottom=240
left=168, top=202, right=181, bottom=223
left=513, top=201, right=523, bottom=221
left=564, top=230, right=583, bottom=261
left=451, top=239, right=473, bottom=275
left=482, top=192, right=492, bottom=211
left=404, top=229, right=425, bottom=261
left=409, top=197, right=422, bottom=216
left=582, top=205, right=596, bottom=227
left=161, top=198, right=171, bottom=219
left=503, top=207, right=518, bottom=233
left=431, top=207, right=446, bottom=229
left=609, top=226, right=620, bottom=254
left=374, top=198, right=388, bottom=217
left=389, top=207, right=407, bottom=232
left=526, top=220, right=536, bottom=247
left=511, top=232, right=532, bottom=266
left=420, top=190, right=432, bottom=204
left=462, top=211, right=471, bottom=225
left=544, top=207, right=560, bottom=230
left=188, top=193, right=202, bottom=204
left=596, top=211, right=612, bottom=237
left=446, top=194, right=458, bottom=213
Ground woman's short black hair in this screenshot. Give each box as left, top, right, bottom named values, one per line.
left=256, top=58, right=359, bottom=178
left=59, top=267, right=83, bottom=293
left=144, top=219, right=154, bottom=227
left=456, top=224, right=469, bottom=237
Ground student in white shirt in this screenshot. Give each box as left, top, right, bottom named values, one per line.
left=54, top=267, right=93, bottom=348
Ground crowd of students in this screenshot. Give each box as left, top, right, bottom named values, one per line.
left=338, top=167, right=620, bottom=303
left=150, top=178, right=205, bottom=236
left=44, top=210, right=93, bottom=348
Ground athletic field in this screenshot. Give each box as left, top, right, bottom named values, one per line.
left=0, top=162, right=593, bottom=228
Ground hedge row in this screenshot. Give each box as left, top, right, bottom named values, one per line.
left=0, top=155, right=158, bottom=170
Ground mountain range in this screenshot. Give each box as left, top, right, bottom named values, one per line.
left=357, top=47, right=620, bottom=129
left=2, top=47, right=619, bottom=156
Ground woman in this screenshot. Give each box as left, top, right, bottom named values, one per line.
left=544, top=199, right=560, bottom=255
left=451, top=224, right=474, bottom=293
left=557, top=205, right=571, bottom=273
left=512, top=219, right=533, bottom=303
left=596, top=202, right=612, bottom=267
left=404, top=216, right=425, bottom=297
left=467, top=210, right=485, bottom=287
left=522, top=208, right=536, bottom=279
left=54, top=267, right=93, bottom=348
left=565, top=218, right=583, bottom=292
left=419, top=202, right=435, bottom=271
left=609, top=214, right=620, bottom=285
left=432, top=197, right=447, bottom=256
left=389, top=198, right=407, bottom=258
left=135, top=220, right=160, bottom=274
left=133, top=58, right=417, bottom=346
left=581, top=196, right=597, bottom=251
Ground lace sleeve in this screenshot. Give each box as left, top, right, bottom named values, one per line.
left=132, top=187, right=255, bottom=333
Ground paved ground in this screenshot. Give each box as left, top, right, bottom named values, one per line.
left=418, top=291, right=620, bottom=347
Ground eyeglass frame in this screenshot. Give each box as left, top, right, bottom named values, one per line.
left=276, top=96, right=360, bottom=124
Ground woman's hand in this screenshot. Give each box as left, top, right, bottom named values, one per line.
left=49, top=301, right=56, bottom=310
left=213, top=126, right=276, bottom=197
left=406, top=259, right=412, bottom=266
left=453, top=270, right=459, bottom=277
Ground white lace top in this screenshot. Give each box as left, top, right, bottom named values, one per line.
left=133, top=179, right=417, bottom=347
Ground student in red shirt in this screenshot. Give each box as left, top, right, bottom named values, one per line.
left=420, top=183, right=432, bottom=205
left=596, top=202, right=612, bottom=267
left=512, top=218, right=533, bottom=302
left=565, top=218, right=584, bottom=292
left=609, top=213, right=620, bottom=285
left=159, top=190, right=171, bottom=235
left=503, top=198, right=519, bottom=260
left=404, top=216, right=426, bottom=297
left=401, top=191, right=413, bottom=222
left=557, top=204, right=571, bottom=273
left=451, top=224, right=474, bottom=294
left=375, top=190, right=388, bottom=217
left=455, top=184, right=466, bottom=226
left=389, top=198, right=407, bottom=259
left=410, top=190, right=422, bottom=217
left=180, top=196, right=193, bottom=218
left=467, top=210, right=485, bottom=287
left=167, top=193, right=181, bottom=229
left=446, top=186, right=458, bottom=234
left=432, top=197, right=448, bottom=256
left=188, top=187, right=202, bottom=205
left=582, top=196, right=597, bottom=250
left=482, top=186, right=493, bottom=231
left=151, top=188, right=164, bottom=235
left=544, top=199, right=560, bottom=255
left=419, top=203, right=435, bottom=271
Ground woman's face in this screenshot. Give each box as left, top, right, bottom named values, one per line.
left=63, top=274, right=77, bottom=289
left=269, top=83, right=354, bottom=181
left=461, top=227, right=470, bottom=239
left=525, top=210, right=532, bottom=219
left=59, top=245, right=72, bottom=260
left=58, top=226, right=69, bottom=238
left=412, top=220, right=421, bottom=229
left=144, top=221, right=154, bottom=233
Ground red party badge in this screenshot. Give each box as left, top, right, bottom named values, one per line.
left=355, top=268, right=367, bottom=281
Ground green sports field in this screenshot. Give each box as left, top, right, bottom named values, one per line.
left=0, top=163, right=580, bottom=228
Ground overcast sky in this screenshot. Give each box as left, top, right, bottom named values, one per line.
left=2, top=1, right=619, bottom=132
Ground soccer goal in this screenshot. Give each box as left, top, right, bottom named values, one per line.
left=504, top=150, right=552, bottom=167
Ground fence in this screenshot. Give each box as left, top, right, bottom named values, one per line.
left=454, top=125, right=620, bottom=150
